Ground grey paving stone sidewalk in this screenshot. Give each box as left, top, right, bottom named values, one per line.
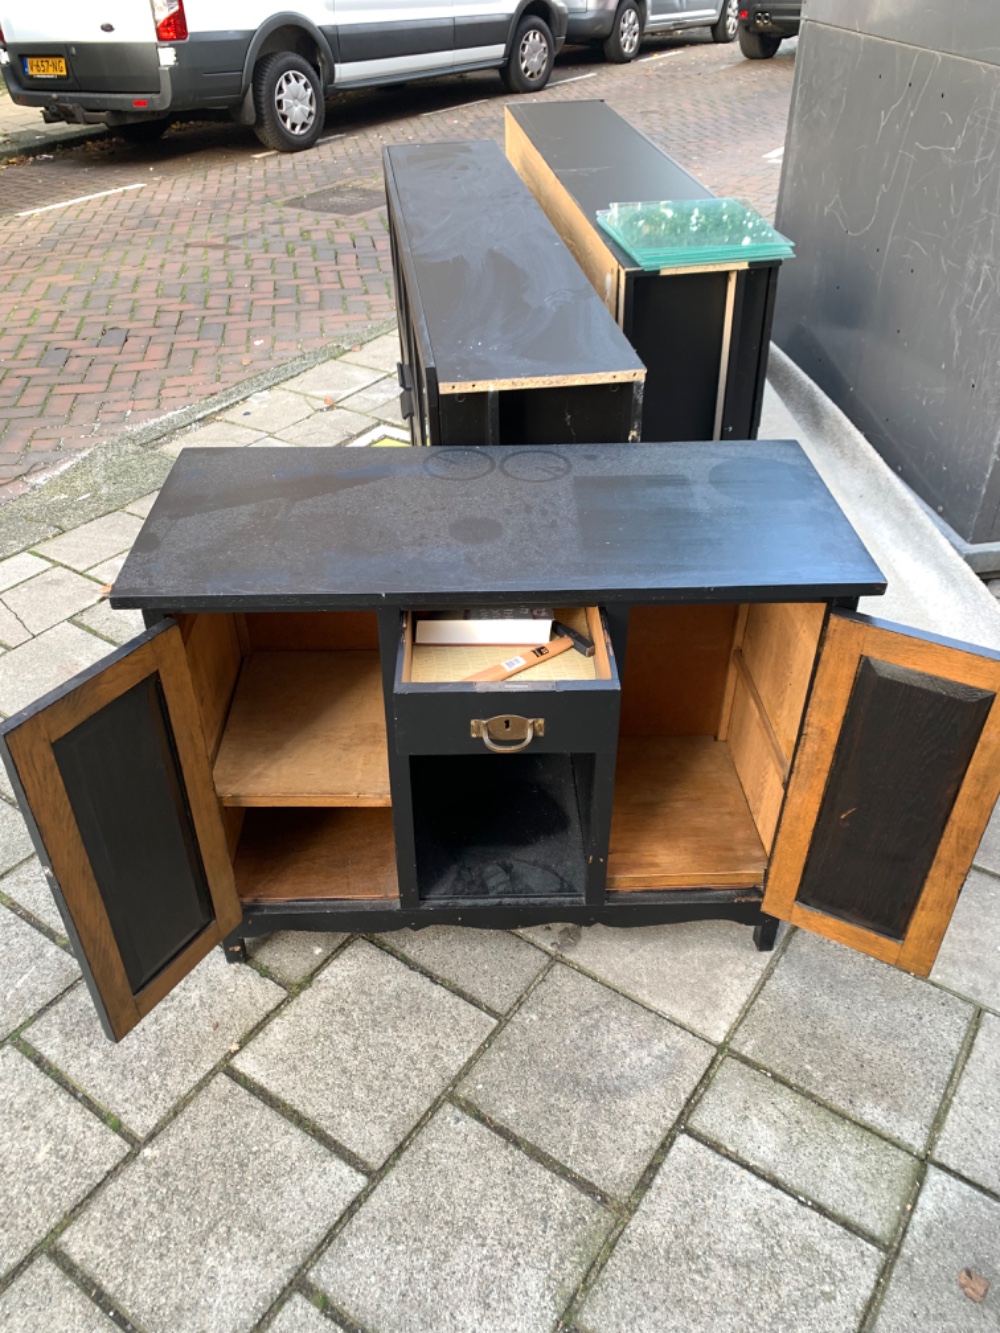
left=0, top=327, right=998, bottom=1331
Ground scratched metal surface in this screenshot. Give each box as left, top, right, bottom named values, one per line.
left=111, top=442, right=885, bottom=610
left=774, top=17, right=1000, bottom=542
left=802, top=0, right=1000, bottom=68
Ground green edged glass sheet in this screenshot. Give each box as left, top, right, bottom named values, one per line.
left=596, top=197, right=795, bottom=271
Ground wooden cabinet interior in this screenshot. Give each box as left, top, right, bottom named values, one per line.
left=173, top=610, right=399, bottom=908
left=170, top=601, right=826, bottom=909
left=608, top=602, right=824, bottom=891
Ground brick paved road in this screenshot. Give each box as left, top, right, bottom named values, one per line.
left=0, top=33, right=796, bottom=497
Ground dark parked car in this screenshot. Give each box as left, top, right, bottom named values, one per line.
left=737, top=0, right=799, bottom=57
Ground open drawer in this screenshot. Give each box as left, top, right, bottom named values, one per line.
left=392, top=606, right=620, bottom=756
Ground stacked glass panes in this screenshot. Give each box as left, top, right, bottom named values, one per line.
left=596, top=197, right=795, bottom=271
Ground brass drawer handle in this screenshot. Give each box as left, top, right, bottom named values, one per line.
left=470, top=715, right=545, bottom=753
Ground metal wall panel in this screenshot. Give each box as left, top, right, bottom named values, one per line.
left=802, top=0, right=1000, bottom=68
left=774, top=19, right=1000, bottom=542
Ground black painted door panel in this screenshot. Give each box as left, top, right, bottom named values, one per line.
left=764, top=611, right=1000, bottom=975
left=0, top=621, right=240, bottom=1041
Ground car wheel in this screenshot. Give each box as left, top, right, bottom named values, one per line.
left=710, top=0, right=739, bottom=42
left=118, top=118, right=171, bottom=144
left=603, top=1, right=643, bottom=63
left=738, top=25, right=781, bottom=57
left=252, top=51, right=324, bottom=152
left=501, top=15, right=556, bottom=93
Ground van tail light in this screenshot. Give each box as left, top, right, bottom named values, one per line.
left=0, top=23, right=6, bottom=42
left=150, top=0, right=188, bottom=41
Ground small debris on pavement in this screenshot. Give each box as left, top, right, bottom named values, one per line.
left=958, top=1269, right=989, bottom=1303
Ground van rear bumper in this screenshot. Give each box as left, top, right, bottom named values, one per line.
left=2, top=61, right=174, bottom=118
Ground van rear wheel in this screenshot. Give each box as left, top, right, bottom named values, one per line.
left=252, top=51, right=324, bottom=152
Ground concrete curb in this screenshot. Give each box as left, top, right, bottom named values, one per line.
left=765, top=343, right=1000, bottom=650
left=0, top=117, right=107, bottom=161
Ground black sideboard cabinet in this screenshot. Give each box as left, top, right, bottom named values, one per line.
left=385, top=140, right=646, bottom=448
left=506, top=100, right=782, bottom=444
left=4, top=444, right=1000, bottom=1042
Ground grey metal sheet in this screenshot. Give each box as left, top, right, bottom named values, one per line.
left=774, top=21, right=1000, bottom=542
left=802, top=0, right=1000, bottom=68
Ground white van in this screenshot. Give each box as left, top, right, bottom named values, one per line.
left=0, top=0, right=568, bottom=151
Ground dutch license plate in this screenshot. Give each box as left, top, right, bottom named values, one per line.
left=24, top=56, right=68, bottom=77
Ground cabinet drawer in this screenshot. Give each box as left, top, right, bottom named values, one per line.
left=393, top=607, right=620, bottom=756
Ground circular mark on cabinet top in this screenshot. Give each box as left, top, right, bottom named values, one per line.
left=499, top=450, right=572, bottom=482
left=449, top=516, right=503, bottom=544
left=424, top=448, right=495, bottom=481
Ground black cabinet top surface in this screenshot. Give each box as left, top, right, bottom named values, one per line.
left=385, top=140, right=644, bottom=388
left=111, top=443, right=886, bottom=611
left=508, top=101, right=777, bottom=275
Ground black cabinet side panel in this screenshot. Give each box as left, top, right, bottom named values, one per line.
left=53, top=675, right=213, bottom=993
left=797, top=657, right=994, bottom=939
left=631, top=272, right=726, bottom=442
left=721, top=266, right=777, bottom=441
left=498, top=383, right=634, bottom=445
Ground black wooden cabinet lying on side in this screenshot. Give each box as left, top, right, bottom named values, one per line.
left=506, top=100, right=783, bottom=444
left=385, top=141, right=646, bottom=447
left=4, top=444, right=1000, bottom=1042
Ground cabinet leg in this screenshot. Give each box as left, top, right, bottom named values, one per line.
left=753, top=916, right=779, bottom=953
left=223, top=933, right=247, bottom=965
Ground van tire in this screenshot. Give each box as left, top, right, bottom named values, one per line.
left=252, top=51, right=324, bottom=152
left=118, top=118, right=171, bottom=144
left=501, top=15, right=555, bottom=92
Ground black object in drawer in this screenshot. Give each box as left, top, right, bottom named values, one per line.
left=392, top=607, right=620, bottom=756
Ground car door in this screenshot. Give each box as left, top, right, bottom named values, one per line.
left=453, top=0, right=511, bottom=66
left=1, top=620, right=241, bottom=1042
left=763, top=610, right=1000, bottom=976
left=331, top=0, right=455, bottom=83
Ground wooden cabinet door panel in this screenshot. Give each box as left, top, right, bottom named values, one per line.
left=1, top=621, right=240, bottom=1041
left=763, top=611, right=1000, bottom=975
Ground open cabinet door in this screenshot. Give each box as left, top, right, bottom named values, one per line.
left=763, top=611, right=1000, bottom=976
left=1, top=621, right=241, bottom=1041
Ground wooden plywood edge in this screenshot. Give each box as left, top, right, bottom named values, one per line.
left=505, top=110, right=623, bottom=318
left=437, top=368, right=645, bottom=394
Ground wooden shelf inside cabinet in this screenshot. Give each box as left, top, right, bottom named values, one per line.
left=213, top=651, right=390, bottom=807
left=234, top=808, right=398, bottom=903
left=608, top=736, right=767, bottom=891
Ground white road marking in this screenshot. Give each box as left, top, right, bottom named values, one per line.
left=251, top=149, right=278, bottom=159
left=762, top=145, right=784, bottom=161
left=552, top=71, right=597, bottom=84
left=16, top=182, right=147, bottom=218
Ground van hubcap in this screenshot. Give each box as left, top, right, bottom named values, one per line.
left=275, top=70, right=316, bottom=135
left=519, top=29, right=549, bottom=80
left=620, top=8, right=640, bottom=53
left=725, top=0, right=738, bottom=37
